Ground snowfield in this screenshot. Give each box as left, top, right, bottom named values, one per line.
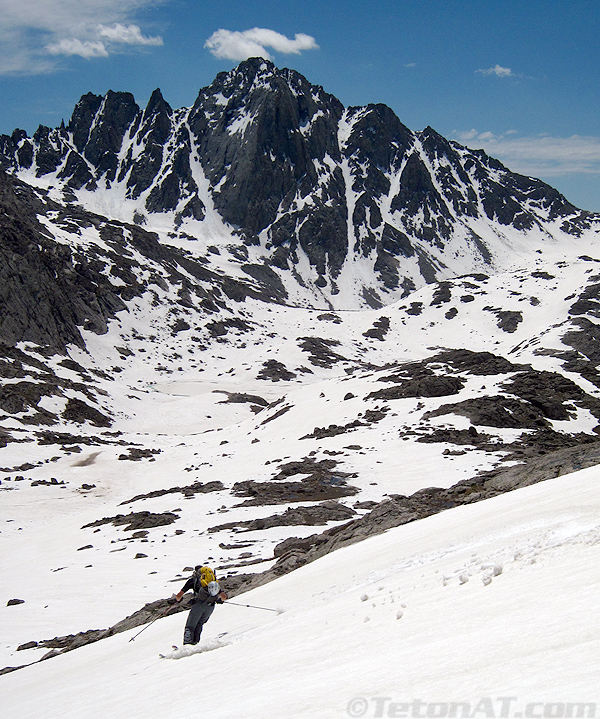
left=2, top=467, right=600, bottom=717
left=1, top=193, right=600, bottom=714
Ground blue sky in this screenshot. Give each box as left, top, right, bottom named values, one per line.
left=1, top=0, right=599, bottom=210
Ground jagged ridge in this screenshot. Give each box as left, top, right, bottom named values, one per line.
left=1, top=59, right=598, bottom=310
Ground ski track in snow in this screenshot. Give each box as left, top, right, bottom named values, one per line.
left=160, top=636, right=232, bottom=659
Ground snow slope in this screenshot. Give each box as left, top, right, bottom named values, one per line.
left=2, top=467, right=599, bottom=717
left=3, top=248, right=600, bottom=670
left=2, top=223, right=600, bottom=713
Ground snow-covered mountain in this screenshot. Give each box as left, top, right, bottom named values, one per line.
left=2, top=59, right=600, bottom=700
left=1, top=58, right=598, bottom=309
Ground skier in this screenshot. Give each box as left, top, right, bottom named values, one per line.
left=173, top=565, right=228, bottom=645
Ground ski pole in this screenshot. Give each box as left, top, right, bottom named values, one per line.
left=129, top=605, right=170, bottom=642
left=225, top=600, right=281, bottom=613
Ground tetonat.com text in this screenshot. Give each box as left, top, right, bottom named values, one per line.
left=346, top=697, right=598, bottom=719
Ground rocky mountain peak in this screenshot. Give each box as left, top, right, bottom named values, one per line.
left=188, top=59, right=344, bottom=236
left=67, top=92, right=103, bottom=152
left=0, top=60, right=598, bottom=311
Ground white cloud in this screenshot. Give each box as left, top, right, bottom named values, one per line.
left=456, top=128, right=479, bottom=141
left=47, top=38, right=109, bottom=59
left=477, top=64, right=514, bottom=77
left=98, top=23, right=163, bottom=46
left=0, top=0, right=166, bottom=74
left=205, top=28, right=319, bottom=62
left=454, top=130, right=600, bottom=177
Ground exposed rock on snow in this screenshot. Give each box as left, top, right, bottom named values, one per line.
left=231, top=476, right=359, bottom=505
left=208, top=500, right=356, bottom=532
left=119, top=480, right=225, bottom=505
left=81, top=511, right=180, bottom=531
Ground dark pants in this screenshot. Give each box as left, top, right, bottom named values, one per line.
left=183, top=601, right=215, bottom=645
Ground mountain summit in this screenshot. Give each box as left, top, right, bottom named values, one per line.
left=1, top=59, right=598, bottom=309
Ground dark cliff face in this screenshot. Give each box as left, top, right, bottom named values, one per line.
left=0, top=169, right=126, bottom=349
left=0, top=58, right=596, bottom=307
left=185, top=60, right=349, bottom=283
left=190, top=59, right=345, bottom=232
left=0, top=169, right=288, bottom=350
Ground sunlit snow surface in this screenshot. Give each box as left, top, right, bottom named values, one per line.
left=2, top=470, right=600, bottom=717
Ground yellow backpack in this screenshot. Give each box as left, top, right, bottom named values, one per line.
left=194, top=565, right=216, bottom=591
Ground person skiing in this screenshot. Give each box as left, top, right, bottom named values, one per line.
left=173, top=565, right=228, bottom=645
